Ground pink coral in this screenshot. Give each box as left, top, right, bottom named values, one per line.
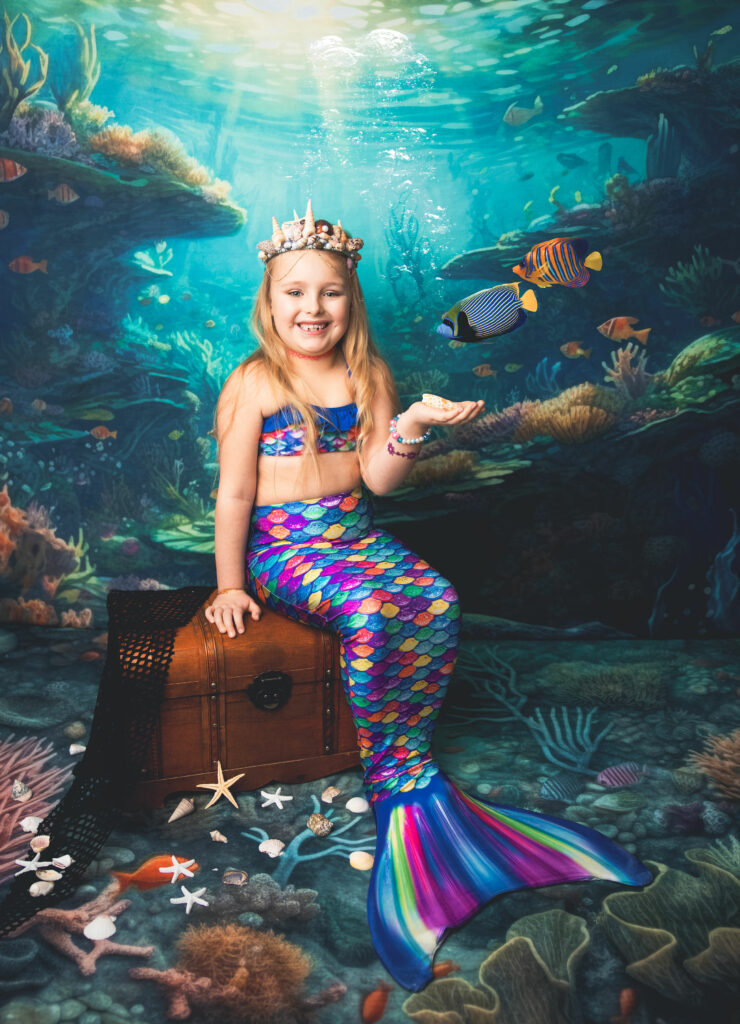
left=602, top=343, right=655, bottom=399
left=0, top=733, right=74, bottom=886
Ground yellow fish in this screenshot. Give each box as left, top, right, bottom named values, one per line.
left=77, top=408, right=114, bottom=420
left=154, top=323, right=164, bottom=330
left=204, top=319, right=216, bottom=328
left=158, top=294, right=170, bottom=304
left=574, top=190, right=582, bottom=203
left=711, top=25, right=732, bottom=35
left=168, top=429, right=184, bottom=440
left=505, top=363, right=523, bottom=372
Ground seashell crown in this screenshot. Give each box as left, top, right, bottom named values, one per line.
left=257, top=198, right=364, bottom=270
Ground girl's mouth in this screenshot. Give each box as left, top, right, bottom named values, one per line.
left=298, top=323, right=329, bottom=334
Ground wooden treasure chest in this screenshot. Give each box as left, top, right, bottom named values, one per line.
left=127, top=589, right=361, bottom=809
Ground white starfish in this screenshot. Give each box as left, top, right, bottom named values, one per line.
left=170, top=885, right=209, bottom=915
left=14, top=852, right=52, bottom=876
left=158, top=855, right=196, bottom=884
left=196, top=760, right=245, bottom=809
left=260, top=786, right=293, bottom=810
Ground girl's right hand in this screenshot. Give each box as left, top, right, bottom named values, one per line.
left=205, top=589, right=262, bottom=638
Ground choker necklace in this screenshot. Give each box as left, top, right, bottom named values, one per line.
left=286, top=347, right=333, bottom=360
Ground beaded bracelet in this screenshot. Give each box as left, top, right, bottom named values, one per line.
left=387, top=439, right=419, bottom=460
left=389, top=414, right=431, bottom=446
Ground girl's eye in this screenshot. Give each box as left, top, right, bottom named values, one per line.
left=287, top=290, right=341, bottom=297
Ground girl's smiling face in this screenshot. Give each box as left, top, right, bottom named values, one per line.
left=269, top=250, right=350, bottom=355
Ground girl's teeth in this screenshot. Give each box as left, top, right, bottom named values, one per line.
left=300, top=324, right=327, bottom=332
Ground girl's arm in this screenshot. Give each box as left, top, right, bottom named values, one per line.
left=360, top=364, right=484, bottom=496
left=206, top=365, right=265, bottom=634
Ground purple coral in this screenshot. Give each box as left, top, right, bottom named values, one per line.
left=602, top=343, right=655, bottom=399
left=0, top=105, right=81, bottom=160
left=453, top=401, right=537, bottom=449
left=80, top=350, right=117, bottom=374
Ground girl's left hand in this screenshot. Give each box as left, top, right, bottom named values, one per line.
left=399, top=399, right=485, bottom=435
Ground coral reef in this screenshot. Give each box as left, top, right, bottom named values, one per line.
left=402, top=909, right=589, bottom=1022
left=663, top=325, right=740, bottom=387
left=659, top=244, right=740, bottom=319
left=88, top=123, right=225, bottom=190
left=687, top=728, right=740, bottom=799
left=453, top=401, right=537, bottom=449
left=0, top=101, right=86, bottom=160
left=536, top=661, right=668, bottom=708
left=131, top=921, right=346, bottom=1022
left=0, top=11, right=48, bottom=132
left=7, top=878, right=155, bottom=975
left=598, top=850, right=740, bottom=1003
left=513, top=383, right=625, bottom=444
left=48, top=21, right=100, bottom=112
left=406, top=450, right=478, bottom=488
left=0, top=733, right=73, bottom=886
left=602, top=343, right=656, bottom=399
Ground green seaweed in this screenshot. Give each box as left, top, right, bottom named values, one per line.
left=48, top=20, right=100, bottom=112
left=659, top=244, right=740, bottom=318
left=0, top=10, right=48, bottom=132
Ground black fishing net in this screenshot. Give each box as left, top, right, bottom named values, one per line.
left=0, top=585, right=213, bottom=939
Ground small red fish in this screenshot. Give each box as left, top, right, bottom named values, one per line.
left=610, top=986, right=637, bottom=1024
left=360, top=980, right=394, bottom=1023
left=560, top=341, right=592, bottom=359
left=90, top=425, right=118, bottom=439
left=111, top=854, right=200, bottom=893
left=598, top=316, right=651, bottom=344
left=472, top=363, right=497, bottom=378
left=0, top=158, right=27, bottom=182
left=432, top=960, right=461, bottom=978
left=9, top=256, right=48, bottom=274
left=78, top=650, right=101, bottom=661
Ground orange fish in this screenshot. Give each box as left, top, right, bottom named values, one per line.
left=360, top=980, right=394, bottom=1023
left=432, top=960, right=461, bottom=978
left=90, top=425, right=118, bottom=439
left=111, top=854, right=200, bottom=893
left=699, top=314, right=720, bottom=327
left=597, top=316, right=651, bottom=344
left=47, top=183, right=80, bottom=204
left=560, top=341, right=592, bottom=359
left=9, top=256, right=48, bottom=274
left=610, top=986, right=637, bottom=1024
left=472, top=363, right=497, bottom=377
left=731, top=311, right=740, bottom=322
left=0, top=158, right=27, bottom=182
left=78, top=649, right=101, bottom=661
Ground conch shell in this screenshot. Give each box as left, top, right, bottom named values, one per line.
left=302, top=198, right=315, bottom=238
left=210, top=830, right=228, bottom=843
left=168, top=797, right=195, bottom=823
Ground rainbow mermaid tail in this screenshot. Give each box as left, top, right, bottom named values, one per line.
left=246, top=488, right=653, bottom=991
left=367, top=766, right=652, bottom=991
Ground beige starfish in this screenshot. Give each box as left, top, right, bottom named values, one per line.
left=196, top=761, right=245, bottom=809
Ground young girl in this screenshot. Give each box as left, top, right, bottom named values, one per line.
left=205, top=200, right=652, bottom=991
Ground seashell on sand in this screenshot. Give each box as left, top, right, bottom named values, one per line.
left=346, top=797, right=369, bottom=813
left=168, top=797, right=196, bottom=823
left=30, top=835, right=50, bottom=853
left=210, top=830, right=228, bottom=843
left=11, top=780, right=32, bottom=802
left=36, top=868, right=62, bottom=882
left=29, top=880, right=54, bottom=897
left=349, top=850, right=374, bottom=871
left=321, top=786, right=341, bottom=803
left=69, top=743, right=86, bottom=755
left=306, top=812, right=333, bottom=837
left=223, top=869, right=249, bottom=886
left=52, top=854, right=74, bottom=869
left=83, top=914, right=117, bottom=940
left=20, top=816, right=43, bottom=833
left=258, top=838, right=285, bottom=858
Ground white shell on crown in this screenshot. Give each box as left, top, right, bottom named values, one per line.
left=83, top=914, right=117, bottom=941
left=258, top=838, right=285, bottom=858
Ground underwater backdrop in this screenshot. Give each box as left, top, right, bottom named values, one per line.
left=1, top=2, right=740, bottom=1023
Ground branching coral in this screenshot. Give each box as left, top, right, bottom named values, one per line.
left=0, top=11, right=48, bottom=132
left=687, top=728, right=740, bottom=799
left=602, top=343, right=656, bottom=399
left=48, top=21, right=100, bottom=111
left=659, top=244, right=740, bottom=318
left=88, top=124, right=216, bottom=186
left=406, top=450, right=478, bottom=487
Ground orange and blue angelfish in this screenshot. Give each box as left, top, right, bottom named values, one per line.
left=111, top=854, right=200, bottom=893
left=597, top=316, right=651, bottom=345
left=513, top=236, right=602, bottom=288
left=437, top=282, right=538, bottom=342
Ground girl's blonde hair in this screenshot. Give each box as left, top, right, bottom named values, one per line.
left=210, top=248, right=397, bottom=471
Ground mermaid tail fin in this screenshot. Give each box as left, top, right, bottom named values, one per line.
left=366, top=767, right=652, bottom=991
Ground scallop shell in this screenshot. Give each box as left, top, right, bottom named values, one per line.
left=222, top=869, right=249, bottom=886
left=83, top=914, right=117, bottom=940
left=168, top=797, right=196, bottom=823
left=321, top=786, right=341, bottom=803
left=69, top=743, right=86, bottom=755
left=345, top=797, right=369, bottom=813
left=20, top=816, right=43, bottom=833
left=29, top=880, right=54, bottom=897
left=36, top=868, right=62, bottom=882
left=306, top=812, right=333, bottom=837
left=30, top=835, right=50, bottom=853
left=258, top=838, right=285, bottom=858
left=11, top=780, right=32, bottom=802
left=210, top=830, right=228, bottom=843
left=349, top=850, right=374, bottom=871
left=52, top=854, right=74, bottom=869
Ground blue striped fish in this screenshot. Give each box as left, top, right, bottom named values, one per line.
left=436, top=282, right=537, bottom=343
left=513, top=236, right=602, bottom=289
left=539, top=771, right=583, bottom=803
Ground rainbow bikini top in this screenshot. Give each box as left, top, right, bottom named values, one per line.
left=259, top=401, right=359, bottom=456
